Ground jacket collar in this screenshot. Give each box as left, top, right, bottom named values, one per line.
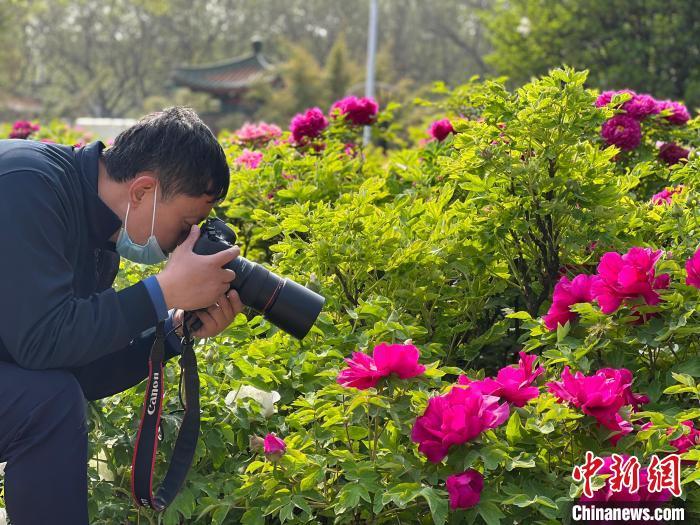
left=74, top=141, right=122, bottom=249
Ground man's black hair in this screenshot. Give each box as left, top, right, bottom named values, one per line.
left=102, top=106, right=229, bottom=202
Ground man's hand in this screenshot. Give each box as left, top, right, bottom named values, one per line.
left=172, top=289, right=245, bottom=339
left=156, top=224, right=240, bottom=311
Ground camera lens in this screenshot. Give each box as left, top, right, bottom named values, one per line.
left=191, top=218, right=325, bottom=340
left=226, top=258, right=325, bottom=340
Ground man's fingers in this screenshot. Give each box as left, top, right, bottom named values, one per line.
left=193, top=310, right=215, bottom=336
left=221, top=269, right=236, bottom=283
left=227, top=290, right=244, bottom=313
left=208, top=246, right=240, bottom=266
left=217, top=293, right=235, bottom=320
left=180, top=224, right=200, bottom=251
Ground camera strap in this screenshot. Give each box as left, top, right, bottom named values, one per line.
left=130, top=319, right=200, bottom=511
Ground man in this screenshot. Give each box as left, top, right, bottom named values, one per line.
left=0, top=106, right=244, bottom=524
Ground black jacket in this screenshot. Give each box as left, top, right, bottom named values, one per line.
left=0, top=139, right=181, bottom=400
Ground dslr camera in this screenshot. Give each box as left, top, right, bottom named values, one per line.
left=187, top=217, right=325, bottom=339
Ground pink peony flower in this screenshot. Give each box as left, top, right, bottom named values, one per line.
left=330, top=96, right=379, bottom=126
left=9, top=120, right=40, bottom=139
left=343, top=142, right=357, bottom=157
left=373, top=342, right=426, bottom=379
left=234, top=148, right=263, bottom=169
left=337, top=342, right=426, bottom=390
left=446, top=469, right=484, bottom=510
left=234, top=121, right=282, bottom=144
left=458, top=352, right=544, bottom=407
left=595, top=89, right=636, bottom=108
left=656, top=100, right=691, bottom=125
left=685, top=248, right=700, bottom=289
left=263, top=433, right=287, bottom=461
left=669, top=421, right=700, bottom=454
left=658, top=142, right=690, bottom=165
left=336, top=351, right=383, bottom=389
left=543, top=274, right=596, bottom=330
left=623, top=94, right=659, bottom=120
left=289, top=107, right=329, bottom=145
left=547, top=367, right=647, bottom=445
left=599, top=368, right=649, bottom=412
left=580, top=455, right=672, bottom=503
left=651, top=185, right=684, bottom=205
left=411, top=386, right=509, bottom=463
left=428, top=118, right=454, bottom=142
left=590, top=247, right=669, bottom=314
left=600, top=115, right=642, bottom=151
left=642, top=420, right=699, bottom=466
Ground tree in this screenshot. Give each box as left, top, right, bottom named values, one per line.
left=324, top=32, right=356, bottom=102
left=484, top=0, right=700, bottom=110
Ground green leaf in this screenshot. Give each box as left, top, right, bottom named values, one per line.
left=211, top=506, right=231, bottom=525
left=506, top=410, right=523, bottom=444
left=241, top=508, right=265, bottom=525
left=478, top=501, right=505, bottom=525
left=671, top=373, right=696, bottom=387
left=673, top=358, right=700, bottom=378
left=419, top=487, right=448, bottom=525
left=556, top=321, right=571, bottom=342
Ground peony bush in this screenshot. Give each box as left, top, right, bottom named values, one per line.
left=1, top=66, right=700, bottom=524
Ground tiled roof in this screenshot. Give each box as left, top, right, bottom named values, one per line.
left=171, top=52, right=276, bottom=94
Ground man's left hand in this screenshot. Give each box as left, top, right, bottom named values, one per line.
left=172, top=289, right=245, bottom=338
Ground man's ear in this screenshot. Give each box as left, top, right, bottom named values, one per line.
left=128, top=173, right=159, bottom=207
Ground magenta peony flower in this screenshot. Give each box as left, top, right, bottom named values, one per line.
left=428, top=118, right=454, bottom=142
left=579, top=455, right=672, bottom=503
left=651, top=185, right=684, bottom=205
left=658, top=142, right=690, bottom=165
left=685, top=248, right=700, bottom=289
left=595, top=89, right=636, bottom=108
left=623, top=94, right=659, bottom=120
left=547, top=367, right=647, bottom=445
left=668, top=421, right=700, bottom=454
left=337, top=351, right=384, bottom=389
left=373, top=342, right=426, bottom=379
left=411, top=386, right=509, bottom=463
left=289, top=107, right=329, bottom=145
left=446, top=469, right=484, bottom=510
left=330, top=96, right=379, bottom=126
left=598, top=368, right=649, bottom=411
left=543, top=274, right=596, bottom=330
left=234, top=148, right=263, bottom=169
left=600, top=115, right=642, bottom=151
left=458, top=352, right=544, bottom=407
left=9, top=120, right=40, bottom=139
left=263, top=433, right=287, bottom=461
left=642, top=420, right=699, bottom=465
left=590, top=247, right=669, bottom=314
left=234, top=121, right=282, bottom=144
left=656, top=100, right=691, bottom=125
left=337, top=342, right=425, bottom=390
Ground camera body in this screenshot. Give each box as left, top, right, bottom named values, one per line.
left=191, top=217, right=325, bottom=340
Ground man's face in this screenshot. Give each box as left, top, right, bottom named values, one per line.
left=123, top=175, right=216, bottom=256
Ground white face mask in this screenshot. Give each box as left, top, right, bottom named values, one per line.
left=115, top=183, right=167, bottom=265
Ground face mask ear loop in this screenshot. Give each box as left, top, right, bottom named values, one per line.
left=150, top=183, right=158, bottom=237
left=123, top=201, right=131, bottom=235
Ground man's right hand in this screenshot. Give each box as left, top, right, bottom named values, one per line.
left=155, top=224, right=240, bottom=311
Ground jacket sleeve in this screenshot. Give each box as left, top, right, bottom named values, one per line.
left=68, top=320, right=184, bottom=401
left=0, top=169, right=161, bottom=369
